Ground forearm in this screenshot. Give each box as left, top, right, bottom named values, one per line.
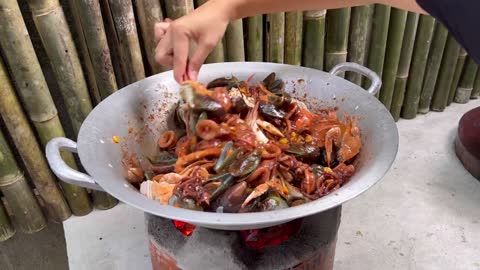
left=208, top=0, right=427, bottom=21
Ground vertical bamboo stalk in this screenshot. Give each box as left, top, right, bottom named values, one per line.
left=164, top=0, right=194, bottom=19
left=1, top=131, right=47, bottom=234
left=0, top=57, right=71, bottom=222
left=26, top=0, right=118, bottom=210
left=400, top=15, right=435, bottom=119
left=346, top=5, right=373, bottom=85
left=0, top=200, right=15, bottom=241
left=379, top=8, right=408, bottom=110
left=284, top=11, right=303, bottom=65
left=70, top=0, right=118, bottom=100
left=245, top=15, right=263, bottom=62
left=225, top=19, right=245, bottom=62
left=430, top=35, right=461, bottom=111
left=26, top=0, right=93, bottom=135
left=136, top=0, right=165, bottom=74
left=302, top=10, right=326, bottom=70
left=364, top=4, right=391, bottom=93
left=107, top=0, right=146, bottom=84
left=418, top=22, right=449, bottom=114
left=0, top=0, right=93, bottom=216
left=471, top=70, right=480, bottom=99
left=195, top=0, right=224, bottom=63
left=447, top=48, right=467, bottom=105
left=266, top=13, right=285, bottom=63
left=66, top=0, right=101, bottom=104
left=390, top=12, right=419, bottom=121
left=454, top=57, right=478, bottom=103
left=325, top=8, right=351, bottom=73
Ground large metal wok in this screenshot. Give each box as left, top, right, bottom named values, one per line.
left=46, top=62, right=398, bottom=230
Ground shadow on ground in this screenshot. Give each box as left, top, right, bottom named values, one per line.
left=0, top=221, right=68, bottom=270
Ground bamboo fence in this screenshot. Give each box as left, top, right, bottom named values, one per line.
left=0, top=1, right=479, bottom=238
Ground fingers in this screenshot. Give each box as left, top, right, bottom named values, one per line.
left=154, top=22, right=170, bottom=43
left=187, top=40, right=216, bottom=80
left=155, top=30, right=174, bottom=68
left=172, top=27, right=190, bottom=83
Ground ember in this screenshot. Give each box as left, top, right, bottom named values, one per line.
left=172, top=220, right=196, bottom=236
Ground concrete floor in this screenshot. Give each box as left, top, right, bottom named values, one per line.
left=64, top=100, right=480, bottom=270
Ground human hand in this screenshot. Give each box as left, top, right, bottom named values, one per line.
left=154, top=1, right=232, bottom=83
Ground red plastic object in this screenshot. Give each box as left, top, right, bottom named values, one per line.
left=240, top=218, right=304, bottom=249
left=172, top=220, right=196, bottom=236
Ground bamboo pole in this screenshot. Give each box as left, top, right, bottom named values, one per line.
left=0, top=58, right=69, bottom=223
left=66, top=0, right=101, bottom=105
left=107, top=0, right=146, bottom=84
left=390, top=12, right=419, bottom=121
left=266, top=13, right=285, bottom=63
left=245, top=15, right=263, bottom=62
left=164, top=0, right=194, bottom=19
left=379, top=8, right=408, bottom=110
left=26, top=0, right=118, bottom=210
left=472, top=70, right=480, bottom=99
left=72, top=0, right=118, bottom=99
left=447, top=48, right=467, bottom=105
left=302, top=10, right=326, bottom=70
left=0, top=0, right=93, bottom=217
left=430, top=35, right=461, bottom=112
left=284, top=11, right=303, bottom=65
left=0, top=200, right=15, bottom=241
left=346, top=5, right=373, bottom=85
left=325, top=8, right=351, bottom=73
left=418, top=22, right=449, bottom=114
left=0, top=130, right=47, bottom=233
left=400, top=15, right=435, bottom=119
left=225, top=19, right=245, bottom=62
left=454, top=57, right=478, bottom=103
left=136, top=0, right=165, bottom=74
left=25, top=0, right=93, bottom=135
left=196, top=0, right=225, bottom=63
left=363, top=5, right=391, bottom=93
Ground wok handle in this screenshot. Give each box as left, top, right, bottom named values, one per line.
left=45, top=137, right=104, bottom=191
left=329, top=62, right=382, bottom=95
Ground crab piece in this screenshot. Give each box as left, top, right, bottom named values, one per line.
left=325, top=127, right=341, bottom=167
left=245, top=102, right=269, bottom=144
left=140, top=173, right=183, bottom=205
left=256, top=119, right=285, bottom=137
left=241, top=183, right=269, bottom=208
left=337, top=116, right=361, bottom=163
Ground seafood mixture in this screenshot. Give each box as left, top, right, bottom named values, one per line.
left=124, top=73, right=361, bottom=213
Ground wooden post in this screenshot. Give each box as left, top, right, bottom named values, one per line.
left=266, top=13, right=285, bottom=63
left=418, top=22, right=449, bottom=114
left=0, top=56, right=71, bottom=222
left=136, top=0, right=165, bottom=74
left=107, top=0, right=146, bottom=84
left=225, top=19, right=246, bottom=62
left=454, top=57, right=478, bottom=103
left=363, top=4, right=391, bottom=93
left=430, top=35, right=461, bottom=112
left=245, top=15, right=264, bottom=62
left=325, top=8, right=351, bottom=73
left=71, top=0, right=118, bottom=99
left=302, top=10, right=326, bottom=70
left=390, top=12, right=419, bottom=121
left=0, top=0, right=93, bottom=216
left=0, top=200, right=15, bottom=241
left=195, top=0, right=225, bottom=63
left=400, top=15, right=435, bottom=119
left=447, top=48, right=467, bottom=105
left=379, top=8, right=408, bottom=110
left=26, top=0, right=118, bottom=210
left=346, top=5, right=373, bottom=85
left=285, top=11, right=303, bottom=65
